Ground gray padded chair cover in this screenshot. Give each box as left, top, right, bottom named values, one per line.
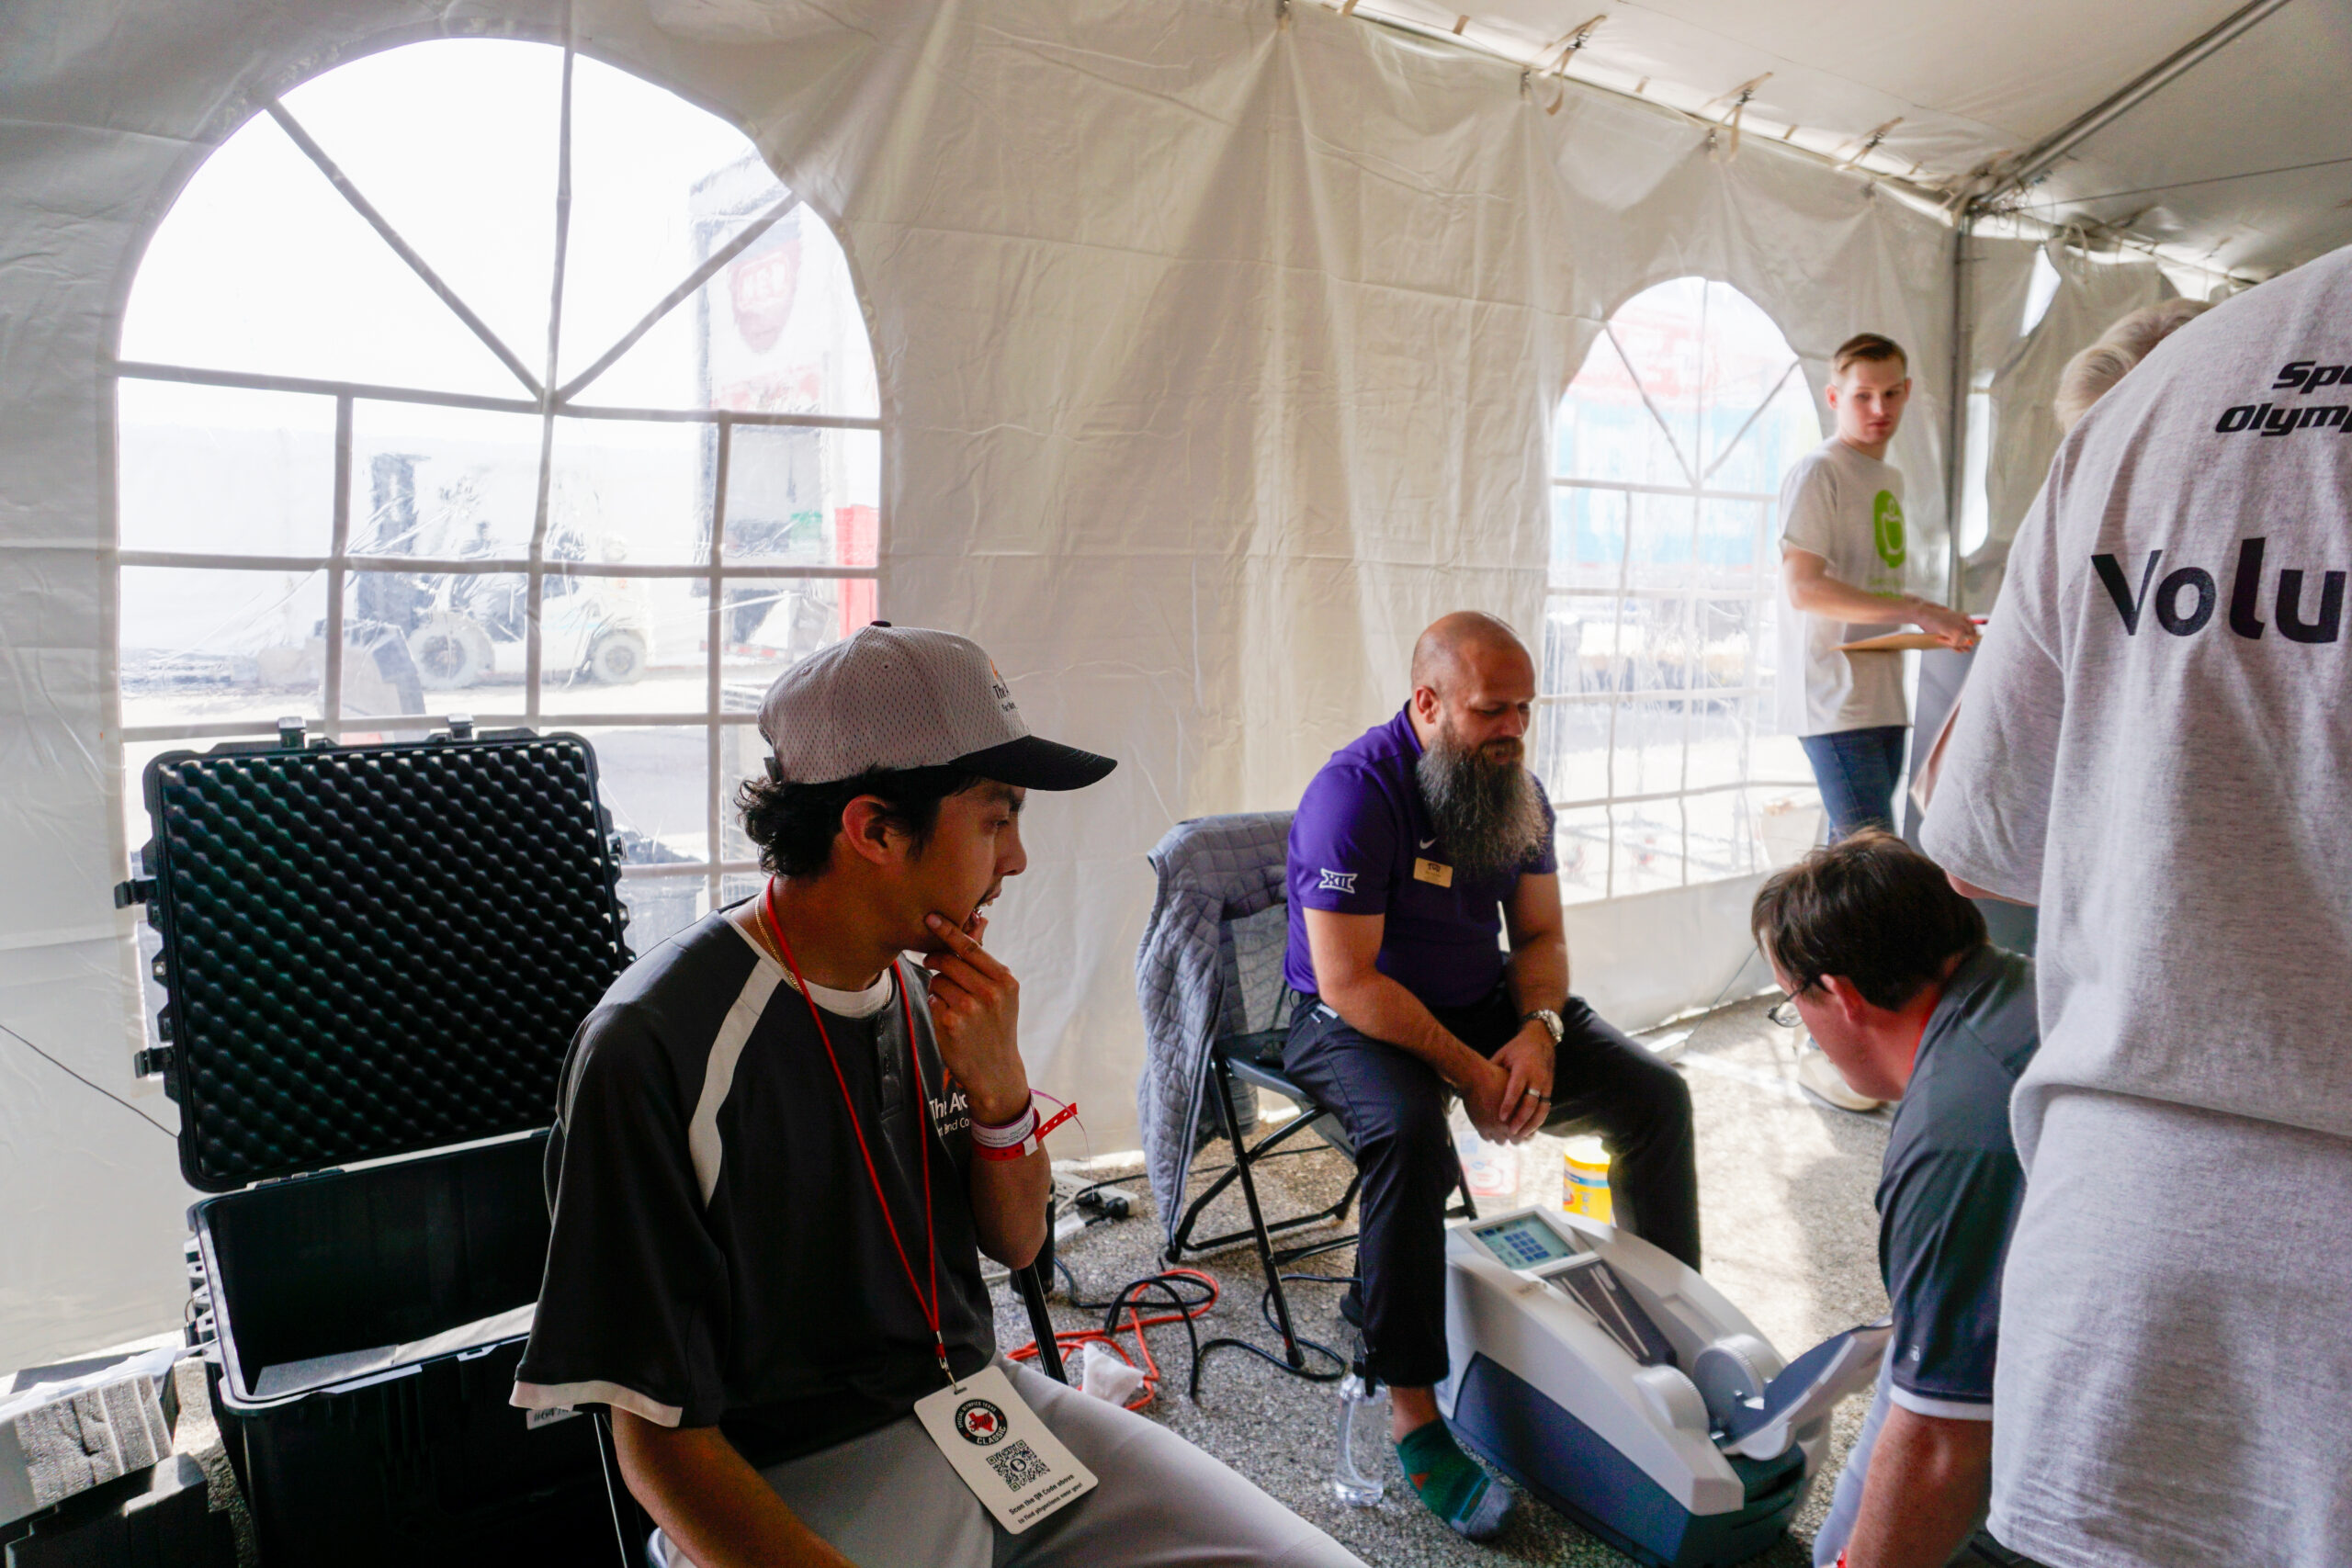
left=1133, top=811, right=1296, bottom=1248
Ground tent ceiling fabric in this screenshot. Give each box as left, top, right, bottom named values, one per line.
left=1355, top=0, right=2352, bottom=276
left=1998, top=0, right=2352, bottom=277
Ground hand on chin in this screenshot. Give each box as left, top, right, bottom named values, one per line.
left=914, top=907, right=989, bottom=955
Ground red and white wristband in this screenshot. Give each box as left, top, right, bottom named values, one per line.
left=969, top=1096, right=1079, bottom=1161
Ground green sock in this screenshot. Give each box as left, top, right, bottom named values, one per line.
left=1396, top=1420, right=1510, bottom=1540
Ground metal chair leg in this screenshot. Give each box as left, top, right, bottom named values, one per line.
left=1211, top=1052, right=1306, bottom=1368
left=1166, top=1109, right=1359, bottom=1262
left=1019, top=1198, right=1068, bottom=1383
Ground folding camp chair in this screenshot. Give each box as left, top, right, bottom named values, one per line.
left=1162, top=897, right=1474, bottom=1378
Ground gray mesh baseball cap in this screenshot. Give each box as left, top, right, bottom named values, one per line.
left=759, top=623, right=1115, bottom=789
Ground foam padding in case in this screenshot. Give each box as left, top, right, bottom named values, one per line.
left=142, top=734, right=630, bottom=1191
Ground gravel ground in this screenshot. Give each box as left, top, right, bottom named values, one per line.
left=174, top=992, right=1890, bottom=1566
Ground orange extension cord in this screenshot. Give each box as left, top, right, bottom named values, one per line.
left=1005, top=1267, right=1221, bottom=1411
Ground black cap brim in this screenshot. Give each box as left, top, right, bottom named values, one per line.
left=952, top=735, right=1116, bottom=791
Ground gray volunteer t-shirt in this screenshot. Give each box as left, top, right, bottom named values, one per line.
left=1921, top=259, right=2352, bottom=1150
left=1777, top=437, right=1911, bottom=737
left=1922, top=250, right=2352, bottom=1568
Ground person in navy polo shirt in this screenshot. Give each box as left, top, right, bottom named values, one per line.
left=1751, top=830, right=2037, bottom=1568
left=1284, top=612, right=1700, bottom=1540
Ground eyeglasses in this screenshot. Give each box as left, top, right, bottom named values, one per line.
left=1767, top=993, right=1804, bottom=1030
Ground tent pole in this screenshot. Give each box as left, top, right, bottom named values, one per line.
left=1942, top=209, right=1974, bottom=614
left=1980, top=0, right=2293, bottom=207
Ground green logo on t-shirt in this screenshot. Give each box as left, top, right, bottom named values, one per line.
left=1873, top=491, right=1906, bottom=570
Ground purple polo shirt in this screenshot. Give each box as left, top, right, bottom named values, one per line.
left=1283, top=707, right=1558, bottom=1010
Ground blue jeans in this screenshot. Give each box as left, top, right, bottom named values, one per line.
left=1800, top=725, right=1907, bottom=841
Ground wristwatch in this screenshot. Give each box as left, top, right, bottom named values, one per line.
left=1523, top=1008, right=1565, bottom=1046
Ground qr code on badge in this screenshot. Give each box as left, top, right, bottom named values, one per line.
left=985, top=1439, right=1051, bottom=1493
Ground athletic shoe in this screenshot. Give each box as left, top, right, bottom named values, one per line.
left=1798, top=1046, right=1884, bottom=1112
left=1639, top=1028, right=1691, bottom=1065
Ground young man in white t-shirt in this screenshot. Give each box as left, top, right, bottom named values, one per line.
left=1923, top=252, right=2352, bottom=1568
left=1779, top=333, right=1979, bottom=1111
left=1780, top=333, right=1980, bottom=835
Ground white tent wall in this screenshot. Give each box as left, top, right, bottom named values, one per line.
left=2, top=0, right=1962, bottom=1369
left=1515, top=76, right=1991, bottom=1018
left=1969, top=242, right=2176, bottom=604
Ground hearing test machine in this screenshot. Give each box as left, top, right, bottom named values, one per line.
left=1440, top=1206, right=1887, bottom=1568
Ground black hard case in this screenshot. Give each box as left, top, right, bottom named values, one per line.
left=1, top=1455, right=234, bottom=1568
left=126, top=726, right=636, bottom=1565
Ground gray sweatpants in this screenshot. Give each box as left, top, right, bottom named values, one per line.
left=652, top=1359, right=1365, bottom=1568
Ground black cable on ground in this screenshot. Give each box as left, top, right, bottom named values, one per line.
left=1056, top=1168, right=1365, bottom=1396
left=1052, top=1249, right=1355, bottom=1398
left=1047, top=1257, right=1219, bottom=1399
left=1196, top=1308, right=1347, bottom=1393
left=1193, top=1259, right=1361, bottom=1395
left=1102, top=1276, right=1210, bottom=1395
left=1070, top=1145, right=1328, bottom=1215
left=1259, top=1269, right=1361, bottom=1363
left=1054, top=1258, right=1215, bottom=1316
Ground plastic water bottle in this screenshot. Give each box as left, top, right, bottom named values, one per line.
left=1331, top=1373, right=1387, bottom=1506
left=1451, top=1107, right=1518, bottom=1200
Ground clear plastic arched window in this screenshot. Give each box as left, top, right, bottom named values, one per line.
left=116, top=38, right=881, bottom=946
left=1538, top=277, right=1824, bottom=902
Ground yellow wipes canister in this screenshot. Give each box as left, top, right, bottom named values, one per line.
left=1561, top=1137, right=1611, bottom=1224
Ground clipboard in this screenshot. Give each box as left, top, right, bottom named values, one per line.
left=1836, top=631, right=1945, bottom=652
left=1838, top=616, right=1986, bottom=653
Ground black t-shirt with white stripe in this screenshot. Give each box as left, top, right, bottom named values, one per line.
left=513, top=906, right=991, bottom=1465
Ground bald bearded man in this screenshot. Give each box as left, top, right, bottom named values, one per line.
left=1283, top=614, right=1700, bottom=1540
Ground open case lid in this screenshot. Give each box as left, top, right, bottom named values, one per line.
left=120, top=723, right=634, bottom=1193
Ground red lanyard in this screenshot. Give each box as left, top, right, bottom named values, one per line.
left=762, top=881, right=951, bottom=1382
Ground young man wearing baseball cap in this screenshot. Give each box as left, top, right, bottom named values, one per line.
left=515, top=625, right=1363, bottom=1568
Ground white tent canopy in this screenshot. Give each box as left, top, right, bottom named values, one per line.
left=1353, top=0, right=2352, bottom=278
left=1, top=0, right=2339, bottom=1371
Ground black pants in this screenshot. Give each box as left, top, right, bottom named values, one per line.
left=1283, top=984, right=1699, bottom=1389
